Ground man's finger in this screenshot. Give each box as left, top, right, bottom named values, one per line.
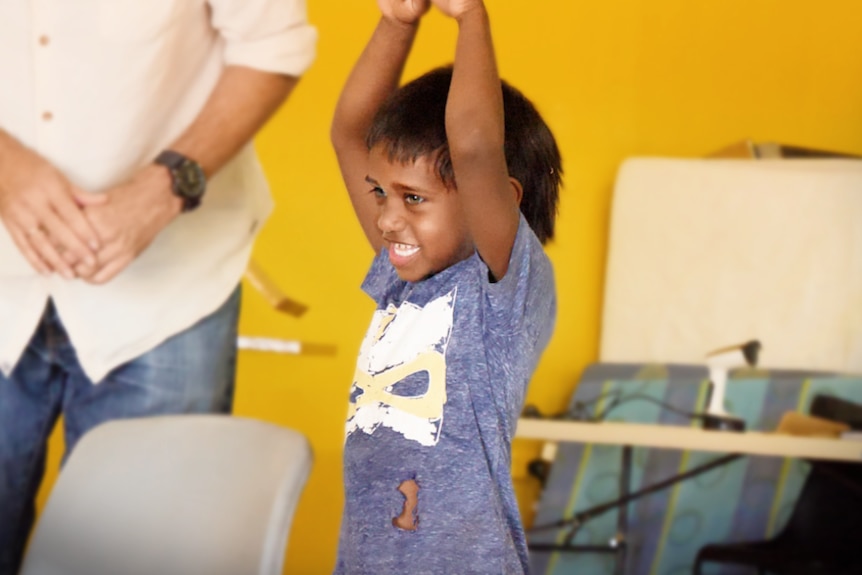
left=87, top=255, right=130, bottom=285
left=72, top=188, right=108, bottom=207
left=73, top=260, right=99, bottom=280
left=40, top=224, right=80, bottom=268
left=7, top=227, right=51, bottom=275
left=26, top=226, right=76, bottom=279
left=78, top=239, right=124, bottom=282
left=54, top=241, right=83, bottom=269
left=46, top=184, right=103, bottom=251
left=39, top=207, right=98, bottom=268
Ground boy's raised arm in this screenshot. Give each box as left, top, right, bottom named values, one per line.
left=434, top=0, right=520, bottom=281
left=331, top=0, right=430, bottom=252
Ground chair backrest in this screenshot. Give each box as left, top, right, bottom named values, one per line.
left=778, top=395, right=862, bottom=553
left=20, top=415, right=313, bottom=575
left=781, top=464, right=862, bottom=550
left=811, top=394, right=862, bottom=430
left=600, top=158, right=862, bottom=372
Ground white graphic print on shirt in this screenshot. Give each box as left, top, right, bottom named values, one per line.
left=346, top=289, right=456, bottom=447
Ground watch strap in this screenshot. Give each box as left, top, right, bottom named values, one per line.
left=154, top=150, right=205, bottom=212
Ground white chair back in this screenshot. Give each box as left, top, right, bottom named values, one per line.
left=20, top=415, right=313, bottom=575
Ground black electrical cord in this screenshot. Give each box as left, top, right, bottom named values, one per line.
left=523, top=389, right=708, bottom=424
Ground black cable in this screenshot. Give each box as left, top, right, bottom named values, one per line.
left=524, top=389, right=708, bottom=424
left=590, top=393, right=703, bottom=422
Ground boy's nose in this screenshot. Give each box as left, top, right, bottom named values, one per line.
left=377, top=203, right=406, bottom=234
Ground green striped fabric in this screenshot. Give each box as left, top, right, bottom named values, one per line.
left=528, top=363, right=862, bottom=575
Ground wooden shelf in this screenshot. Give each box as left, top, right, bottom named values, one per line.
left=515, top=419, right=862, bottom=462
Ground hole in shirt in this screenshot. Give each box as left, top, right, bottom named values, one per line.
left=392, top=478, right=419, bottom=531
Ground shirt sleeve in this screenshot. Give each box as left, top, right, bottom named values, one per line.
left=485, top=214, right=556, bottom=342
left=208, top=0, right=317, bottom=77
left=361, top=248, right=401, bottom=304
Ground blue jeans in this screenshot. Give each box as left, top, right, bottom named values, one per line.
left=0, top=286, right=241, bottom=575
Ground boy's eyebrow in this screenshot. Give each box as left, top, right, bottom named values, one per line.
left=365, top=175, right=425, bottom=194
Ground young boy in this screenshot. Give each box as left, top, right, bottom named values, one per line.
left=330, top=0, right=562, bottom=572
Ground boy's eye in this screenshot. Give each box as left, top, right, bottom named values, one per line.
left=404, top=194, right=423, bottom=205
left=371, top=186, right=386, bottom=199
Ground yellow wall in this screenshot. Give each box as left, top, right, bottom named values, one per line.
left=37, top=1, right=862, bottom=574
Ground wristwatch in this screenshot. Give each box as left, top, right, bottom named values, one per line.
left=154, top=150, right=206, bottom=212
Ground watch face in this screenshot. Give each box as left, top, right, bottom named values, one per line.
left=177, top=159, right=206, bottom=199
left=155, top=150, right=206, bottom=212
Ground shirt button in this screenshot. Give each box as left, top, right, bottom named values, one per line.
left=42, top=111, right=53, bottom=122
left=38, top=35, right=50, bottom=46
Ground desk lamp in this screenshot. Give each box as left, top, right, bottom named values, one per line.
left=703, top=340, right=761, bottom=432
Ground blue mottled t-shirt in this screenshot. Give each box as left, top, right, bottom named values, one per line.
left=335, top=215, right=556, bottom=575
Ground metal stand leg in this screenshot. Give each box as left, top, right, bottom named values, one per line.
left=529, top=449, right=744, bottom=566
left=613, top=445, right=632, bottom=575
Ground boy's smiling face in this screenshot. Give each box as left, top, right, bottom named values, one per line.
left=367, top=145, right=474, bottom=282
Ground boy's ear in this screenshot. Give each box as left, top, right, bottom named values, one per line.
left=509, top=177, right=524, bottom=206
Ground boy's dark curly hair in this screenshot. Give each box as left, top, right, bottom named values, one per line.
left=366, top=66, right=562, bottom=244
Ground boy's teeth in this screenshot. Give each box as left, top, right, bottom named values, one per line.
left=393, top=243, right=419, bottom=257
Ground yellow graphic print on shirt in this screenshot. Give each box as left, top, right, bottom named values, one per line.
left=346, top=289, right=456, bottom=447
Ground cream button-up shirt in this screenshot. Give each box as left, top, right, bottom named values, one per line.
left=0, top=0, right=316, bottom=382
